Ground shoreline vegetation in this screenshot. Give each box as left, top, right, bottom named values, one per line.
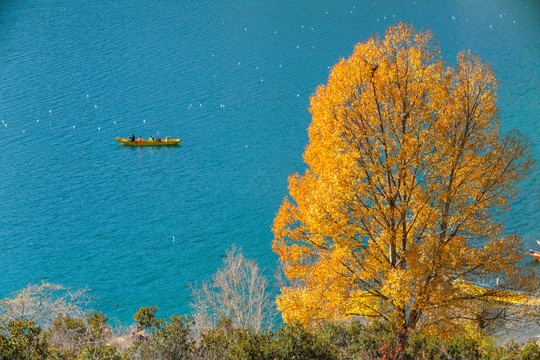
left=1, top=253, right=539, bottom=360
left=3, top=23, right=539, bottom=359
left=1, top=246, right=540, bottom=359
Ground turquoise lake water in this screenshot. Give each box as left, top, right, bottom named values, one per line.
left=0, top=0, right=538, bottom=324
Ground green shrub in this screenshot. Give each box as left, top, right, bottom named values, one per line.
left=150, top=315, right=195, bottom=360
left=76, top=344, right=122, bottom=360
left=441, top=334, right=483, bottom=360
left=0, top=319, right=49, bottom=360
left=479, top=340, right=518, bottom=360
left=196, top=318, right=275, bottom=360
left=51, top=313, right=88, bottom=342
left=519, top=342, right=540, bottom=360
left=271, top=322, right=337, bottom=360
left=46, top=312, right=119, bottom=360
left=346, top=320, right=397, bottom=359
left=87, top=312, right=111, bottom=340
left=405, top=332, right=443, bottom=360
left=133, top=306, right=163, bottom=331
left=131, top=314, right=195, bottom=360
left=316, top=322, right=353, bottom=359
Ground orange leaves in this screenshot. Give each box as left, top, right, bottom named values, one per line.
left=272, top=23, right=536, bottom=335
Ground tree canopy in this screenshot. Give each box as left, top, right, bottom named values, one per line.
left=272, top=23, right=537, bottom=337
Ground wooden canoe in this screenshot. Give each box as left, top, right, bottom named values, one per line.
left=526, top=250, right=540, bottom=261
left=116, top=137, right=181, bottom=146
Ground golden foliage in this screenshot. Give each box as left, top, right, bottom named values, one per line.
left=272, top=23, right=536, bottom=337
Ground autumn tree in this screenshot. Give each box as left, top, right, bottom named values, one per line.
left=272, top=23, right=537, bottom=339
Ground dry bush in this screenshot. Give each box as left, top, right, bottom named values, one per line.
left=46, top=312, right=115, bottom=355
left=190, top=246, right=276, bottom=335
left=0, top=282, right=91, bottom=329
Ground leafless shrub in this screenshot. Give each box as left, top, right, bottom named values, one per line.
left=46, top=312, right=109, bottom=353
left=190, top=246, right=276, bottom=335
left=0, top=282, right=91, bottom=329
left=492, top=300, right=540, bottom=342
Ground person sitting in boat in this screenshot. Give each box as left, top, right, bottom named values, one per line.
left=165, top=136, right=170, bottom=141
left=149, top=136, right=154, bottom=142
left=137, top=136, right=142, bottom=142
left=130, top=134, right=135, bottom=142
left=156, top=137, right=161, bottom=142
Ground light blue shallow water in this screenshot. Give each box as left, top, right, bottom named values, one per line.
left=0, top=0, right=538, bottom=324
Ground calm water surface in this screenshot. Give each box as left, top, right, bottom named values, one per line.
left=0, top=0, right=538, bottom=323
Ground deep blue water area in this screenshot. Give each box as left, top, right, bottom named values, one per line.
left=0, top=0, right=538, bottom=324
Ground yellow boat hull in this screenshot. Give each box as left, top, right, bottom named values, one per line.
left=116, top=137, right=181, bottom=146
left=457, top=279, right=540, bottom=305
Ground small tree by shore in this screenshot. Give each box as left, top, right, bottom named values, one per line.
left=190, top=246, right=276, bottom=335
